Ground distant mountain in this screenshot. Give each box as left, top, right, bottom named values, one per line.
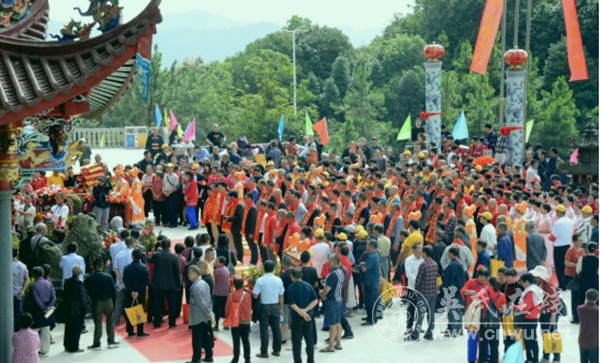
left=47, top=10, right=383, bottom=66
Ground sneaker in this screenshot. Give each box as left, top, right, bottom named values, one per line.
left=87, top=344, right=101, bottom=350
left=39, top=352, right=49, bottom=358
left=137, top=333, right=150, bottom=338
left=107, top=341, right=120, bottom=348
left=341, top=333, right=354, bottom=340
left=127, top=333, right=136, bottom=338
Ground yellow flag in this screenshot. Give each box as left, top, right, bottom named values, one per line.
left=177, top=123, right=184, bottom=138
left=99, top=135, right=105, bottom=148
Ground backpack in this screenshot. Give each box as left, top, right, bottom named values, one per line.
left=480, top=290, right=502, bottom=329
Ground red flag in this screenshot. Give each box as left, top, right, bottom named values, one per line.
left=312, top=117, right=329, bottom=145
left=420, top=111, right=444, bottom=120
left=562, top=0, right=588, bottom=81
left=470, top=0, right=504, bottom=75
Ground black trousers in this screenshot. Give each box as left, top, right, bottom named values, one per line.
left=153, top=200, right=166, bottom=225
left=153, top=288, right=177, bottom=327
left=259, top=303, right=282, bottom=354
left=124, top=293, right=146, bottom=335
left=206, top=222, right=216, bottom=244
left=291, top=317, right=315, bottom=363
left=581, top=347, right=599, bottom=363
left=247, top=235, right=259, bottom=265
left=553, top=245, right=569, bottom=290
left=479, top=327, right=500, bottom=363
left=191, top=322, right=213, bottom=362
left=522, top=318, right=539, bottom=363
left=231, top=324, right=251, bottom=362
left=364, top=286, right=378, bottom=324
left=166, top=193, right=178, bottom=227
left=175, top=287, right=184, bottom=321
left=232, top=231, right=243, bottom=262
left=353, top=272, right=364, bottom=308
left=64, top=315, right=84, bottom=352
left=143, top=190, right=153, bottom=217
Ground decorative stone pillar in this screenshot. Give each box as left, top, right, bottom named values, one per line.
left=424, top=44, right=444, bottom=149
left=0, top=123, right=21, bottom=363
left=504, top=48, right=528, bottom=166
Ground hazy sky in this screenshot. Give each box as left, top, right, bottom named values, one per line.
left=50, top=0, right=414, bottom=31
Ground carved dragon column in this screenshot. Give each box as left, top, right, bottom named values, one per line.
left=0, top=122, right=21, bottom=363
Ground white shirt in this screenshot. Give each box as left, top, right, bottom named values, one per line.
left=404, top=254, right=424, bottom=289
left=109, top=241, right=127, bottom=265
left=577, top=217, right=592, bottom=244
left=51, top=203, right=69, bottom=228
left=551, top=216, right=575, bottom=247
left=525, top=167, right=539, bottom=190
left=259, top=213, right=268, bottom=234
left=309, top=242, right=330, bottom=277
left=481, top=223, right=497, bottom=253
left=253, top=272, right=284, bottom=305
left=114, top=248, right=134, bottom=289
left=59, top=253, right=85, bottom=288
left=17, top=204, right=36, bottom=230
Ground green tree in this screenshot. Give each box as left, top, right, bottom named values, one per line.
left=320, top=77, right=341, bottom=119
left=331, top=56, right=352, bottom=97
left=532, top=76, right=579, bottom=147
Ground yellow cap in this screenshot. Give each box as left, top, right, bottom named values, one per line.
left=337, top=233, right=348, bottom=241
left=166, top=163, right=175, bottom=168
left=555, top=204, right=566, bottom=213
left=161, top=144, right=169, bottom=149
left=314, top=228, right=325, bottom=238
left=403, top=149, right=411, bottom=156
left=481, top=211, right=493, bottom=221
left=417, top=152, right=425, bottom=159
left=192, top=163, right=200, bottom=169
left=475, top=165, right=483, bottom=172
left=357, top=230, right=369, bottom=239
left=582, top=205, right=593, bottom=214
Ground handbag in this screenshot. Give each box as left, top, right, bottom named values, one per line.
left=223, top=292, right=245, bottom=328
left=502, top=314, right=515, bottom=337
left=125, top=298, right=147, bottom=326
left=543, top=332, right=563, bottom=354
left=567, top=277, right=580, bottom=292
left=490, top=259, right=505, bottom=277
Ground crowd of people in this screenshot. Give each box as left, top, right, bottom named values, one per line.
left=10, top=123, right=600, bottom=363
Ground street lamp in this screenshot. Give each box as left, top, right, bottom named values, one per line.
left=284, top=29, right=307, bottom=122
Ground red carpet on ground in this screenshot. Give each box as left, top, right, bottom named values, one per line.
left=115, top=322, right=233, bottom=362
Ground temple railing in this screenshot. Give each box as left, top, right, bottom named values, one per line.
left=71, top=127, right=170, bottom=148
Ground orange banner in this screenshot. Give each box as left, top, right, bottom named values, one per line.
left=562, top=0, right=588, bottom=81
left=470, top=0, right=504, bottom=75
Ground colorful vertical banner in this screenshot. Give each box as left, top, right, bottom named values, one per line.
left=562, top=0, right=588, bottom=81
left=505, top=70, right=526, bottom=166
left=470, top=0, right=504, bottom=75
left=305, top=112, right=314, bottom=136
left=278, top=115, right=284, bottom=141
left=183, top=119, right=196, bottom=142
left=135, top=53, right=151, bottom=103
left=312, top=118, right=329, bottom=145
left=155, top=104, right=162, bottom=128
left=424, top=62, right=442, bottom=148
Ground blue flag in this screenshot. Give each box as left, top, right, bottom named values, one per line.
left=135, top=53, right=151, bottom=103
left=155, top=104, right=162, bottom=128
left=452, top=111, right=469, bottom=140
left=278, top=114, right=284, bottom=141
left=502, top=342, right=523, bottom=363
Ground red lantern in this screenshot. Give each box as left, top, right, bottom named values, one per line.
left=504, top=48, right=528, bottom=67
left=423, top=44, right=445, bottom=60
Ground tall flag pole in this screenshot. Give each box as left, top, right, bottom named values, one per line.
left=396, top=114, right=412, bottom=141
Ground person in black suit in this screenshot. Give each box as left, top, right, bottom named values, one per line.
left=147, top=239, right=182, bottom=328
left=62, top=265, right=91, bottom=353
left=243, top=192, right=259, bottom=265
left=123, top=249, right=150, bottom=338
left=225, top=190, right=245, bottom=263
left=84, top=258, right=118, bottom=349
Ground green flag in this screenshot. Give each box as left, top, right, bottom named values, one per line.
left=525, top=119, right=534, bottom=142
left=397, top=114, right=412, bottom=141
left=305, top=111, right=314, bottom=136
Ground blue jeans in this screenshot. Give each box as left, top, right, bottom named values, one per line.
left=13, top=295, right=23, bottom=332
